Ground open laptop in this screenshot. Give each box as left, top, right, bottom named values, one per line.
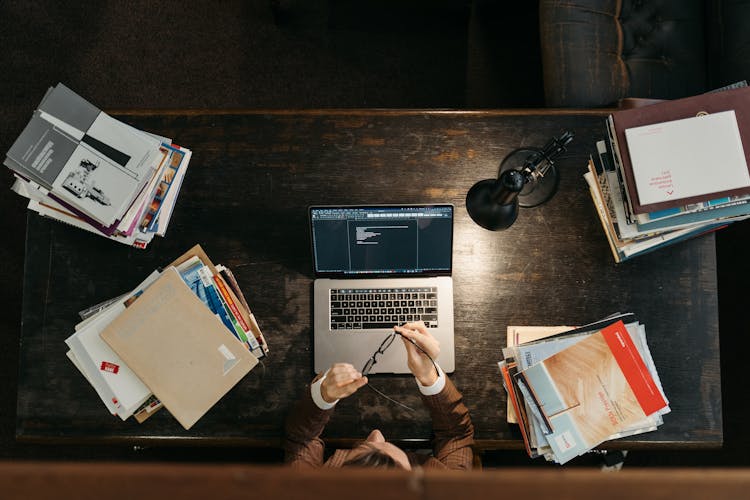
left=310, top=204, right=455, bottom=374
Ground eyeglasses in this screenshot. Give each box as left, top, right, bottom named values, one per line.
left=361, top=331, right=439, bottom=377
left=362, top=333, right=397, bottom=376
left=361, top=331, right=439, bottom=413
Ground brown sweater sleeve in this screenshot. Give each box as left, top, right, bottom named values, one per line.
left=284, top=387, right=334, bottom=469
left=420, top=376, right=475, bottom=470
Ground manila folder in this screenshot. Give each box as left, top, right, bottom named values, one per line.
left=100, top=266, right=258, bottom=430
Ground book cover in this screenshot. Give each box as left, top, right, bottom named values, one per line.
left=624, top=111, right=749, bottom=207
left=517, top=320, right=668, bottom=464
left=609, top=85, right=750, bottom=214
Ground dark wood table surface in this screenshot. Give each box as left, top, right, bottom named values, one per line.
left=16, top=109, right=721, bottom=450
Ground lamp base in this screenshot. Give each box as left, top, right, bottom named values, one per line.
left=465, top=179, right=519, bottom=231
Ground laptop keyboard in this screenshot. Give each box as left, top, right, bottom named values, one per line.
left=330, top=287, right=438, bottom=330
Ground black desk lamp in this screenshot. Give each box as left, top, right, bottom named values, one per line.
left=466, top=131, right=574, bottom=230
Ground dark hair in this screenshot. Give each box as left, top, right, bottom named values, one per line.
left=342, top=443, right=399, bottom=468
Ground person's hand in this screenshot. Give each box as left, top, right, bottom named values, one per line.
left=394, top=322, right=440, bottom=386
left=318, top=363, right=367, bottom=403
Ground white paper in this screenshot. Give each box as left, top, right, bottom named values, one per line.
left=64, top=273, right=162, bottom=419
left=66, top=306, right=150, bottom=419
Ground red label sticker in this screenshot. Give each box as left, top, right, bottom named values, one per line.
left=100, top=361, right=120, bottom=374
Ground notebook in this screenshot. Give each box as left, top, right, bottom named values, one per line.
left=310, top=204, right=455, bottom=374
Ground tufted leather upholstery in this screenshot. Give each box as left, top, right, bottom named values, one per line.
left=539, top=0, right=750, bottom=107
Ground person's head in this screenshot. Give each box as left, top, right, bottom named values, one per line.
left=342, top=429, right=412, bottom=470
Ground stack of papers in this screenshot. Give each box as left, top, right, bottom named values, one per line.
left=4, top=83, right=191, bottom=248
left=585, top=82, right=750, bottom=262
left=499, top=313, right=670, bottom=464
left=65, top=245, right=269, bottom=428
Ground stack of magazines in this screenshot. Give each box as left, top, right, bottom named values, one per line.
left=584, top=82, right=750, bottom=262
left=65, top=245, right=268, bottom=428
left=4, top=83, right=191, bottom=249
left=499, top=313, right=670, bottom=464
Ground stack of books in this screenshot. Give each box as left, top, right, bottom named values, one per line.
left=499, top=313, right=670, bottom=465
left=65, top=245, right=269, bottom=429
left=585, top=83, right=750, bottom=262
left=4, top=83, right=191, bottom=249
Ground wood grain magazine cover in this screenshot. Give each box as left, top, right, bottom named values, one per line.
left=610, top=85, right=750, bottom=214
left=519, top=320, right=667, bottom=463
left=100, top=266, right=258, bottom=430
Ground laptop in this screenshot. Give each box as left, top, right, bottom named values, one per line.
left=310, top=204, right=455, bottom=374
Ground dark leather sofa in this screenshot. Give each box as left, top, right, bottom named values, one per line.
left=539, top=0, right=750, bottom=107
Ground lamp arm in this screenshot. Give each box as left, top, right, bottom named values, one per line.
left=522, top=130, right=575, bottom=179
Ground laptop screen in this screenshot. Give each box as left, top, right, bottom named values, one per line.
left=310, top=205, right=453, bottom=277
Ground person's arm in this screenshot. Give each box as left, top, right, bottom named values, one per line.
left=419, top=373, right=475, bottom=470
left=395, top=322, right=475, bottom=470
left=284, top=364, right=367, bottom=468
left=283, top=374, right=334, bottom=468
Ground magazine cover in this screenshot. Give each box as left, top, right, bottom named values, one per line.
left=517, top=320, right=668, bottom=463
left=7, top=113, right=150, bottom=225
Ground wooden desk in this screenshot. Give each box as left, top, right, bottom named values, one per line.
left=16, top=110, right=721, bottom=450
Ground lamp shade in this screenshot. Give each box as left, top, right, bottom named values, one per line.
left=465, top=169, right=524, bottom=230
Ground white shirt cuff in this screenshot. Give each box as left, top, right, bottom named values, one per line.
left=416, top=364, right=445, bottom=396
left=311, top=369, right=338, bottom=410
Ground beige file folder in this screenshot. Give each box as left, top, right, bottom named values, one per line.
left=100, top=266, right=258, bottom=430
